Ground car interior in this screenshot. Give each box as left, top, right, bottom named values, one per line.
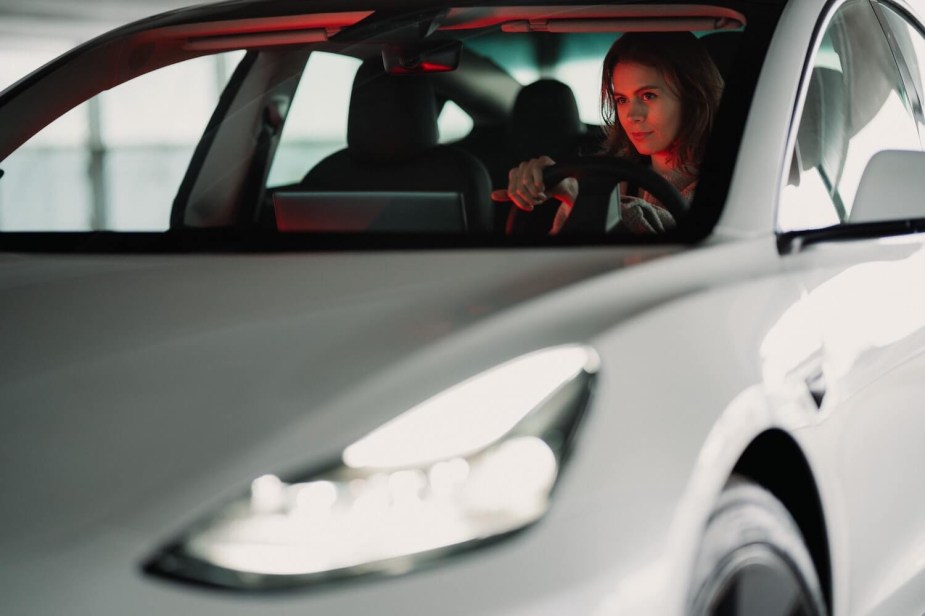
left=275, top=57, right=495, bottom=233
left=266, top=36, right=744, bottom=236
left=0, top=3, right=750, bottom=240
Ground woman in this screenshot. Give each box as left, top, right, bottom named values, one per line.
left=493, top=31, right=724, bottom=235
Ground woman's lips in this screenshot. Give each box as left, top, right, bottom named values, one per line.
left=630, top=131, right=652, bottom=140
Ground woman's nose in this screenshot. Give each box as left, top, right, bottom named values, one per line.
left=626, top=99, right=645, bottom=121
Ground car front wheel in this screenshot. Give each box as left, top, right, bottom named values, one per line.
left=688, top=475, right=827, bottom=615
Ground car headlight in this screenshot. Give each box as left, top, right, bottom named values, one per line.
left=145, top=345, right=599, bottom=590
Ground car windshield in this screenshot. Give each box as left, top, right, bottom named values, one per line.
left=0, top=2, right=768, bottom=249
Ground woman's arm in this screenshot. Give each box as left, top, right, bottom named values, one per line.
left=490, top=156, right=578, bottom=212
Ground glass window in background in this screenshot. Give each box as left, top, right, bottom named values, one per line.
left=465, top=32, right=611, bottom=123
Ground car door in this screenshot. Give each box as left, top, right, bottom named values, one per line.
left=778, top=1, right=925, bottom=614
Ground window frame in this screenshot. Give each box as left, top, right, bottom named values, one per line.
left=872, top=0, right=925, bottom=145
left=0, top=1, right=784, bottom=248
left=777, top=0, right=924, bottom=235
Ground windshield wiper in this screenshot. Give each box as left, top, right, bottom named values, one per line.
left=778, top=219, right=925, bottom=254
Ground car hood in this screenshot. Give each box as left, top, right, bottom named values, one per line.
left=0, top=246, right=676, bottom=557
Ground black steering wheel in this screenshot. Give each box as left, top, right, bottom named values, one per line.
left=539, top=155, right=689, bottom=233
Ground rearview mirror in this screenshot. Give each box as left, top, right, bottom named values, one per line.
left=381, top=40, right=461, bottom=74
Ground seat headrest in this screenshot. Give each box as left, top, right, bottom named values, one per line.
left=508, top=79, right=584, bottom=160
left=347, top=60, right=439, bottom=163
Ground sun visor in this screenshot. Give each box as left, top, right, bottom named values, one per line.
left=441, top=4, right=745, bottom=32
left=501, top=17, right=742, bottom=33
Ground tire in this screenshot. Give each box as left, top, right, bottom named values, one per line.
left=688, top=475, right=827, bottom=615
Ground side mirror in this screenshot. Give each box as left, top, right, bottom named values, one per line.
left=381, top=40, right=461, bottom=74
left=850, top=149, right=925, bottom=223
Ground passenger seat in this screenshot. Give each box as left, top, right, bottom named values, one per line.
left=298, top=59, right=494, bottom=233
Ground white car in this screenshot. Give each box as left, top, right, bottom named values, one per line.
left=2, top=0, right=925, bottom=614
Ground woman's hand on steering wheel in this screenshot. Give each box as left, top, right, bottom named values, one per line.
left=490, top=156, right=578, bottom=211
left=541, top=156, right=689, bottom=223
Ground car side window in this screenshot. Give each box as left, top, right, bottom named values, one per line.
left=778, top=0, right=921, bottom=232
left=0, top=51, right=245, bottom=232
left=266, top=52, right=361, bottom=188
left=877, top=2, right=925, bottom=138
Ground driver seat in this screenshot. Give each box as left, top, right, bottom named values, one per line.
left=298, top=60, right=494, bottom=232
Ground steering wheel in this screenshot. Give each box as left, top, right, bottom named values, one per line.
left=539, top=155, right=689, bottom=233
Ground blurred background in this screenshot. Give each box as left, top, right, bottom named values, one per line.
left=0, top=1, right=207, bottom=91
left=0, top=0, right=224, bottom=230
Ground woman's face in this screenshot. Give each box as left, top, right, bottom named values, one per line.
left=611, top=61, right=682, bottom=159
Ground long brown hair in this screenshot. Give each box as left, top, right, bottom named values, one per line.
left=600, top=31, right=724, bottom=172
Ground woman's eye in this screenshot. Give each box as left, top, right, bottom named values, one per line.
left=615, top=96, right=627, bottom=105
left=641, top=92, right=657, bottom=101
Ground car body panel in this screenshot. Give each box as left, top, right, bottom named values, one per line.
left=5, top=0, right=925, bottom=613
left=783, top=234, right=925, bottom=614
left=0, top=237, right=823, bottom=615
left=717, top=0, right=819, bottom=238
